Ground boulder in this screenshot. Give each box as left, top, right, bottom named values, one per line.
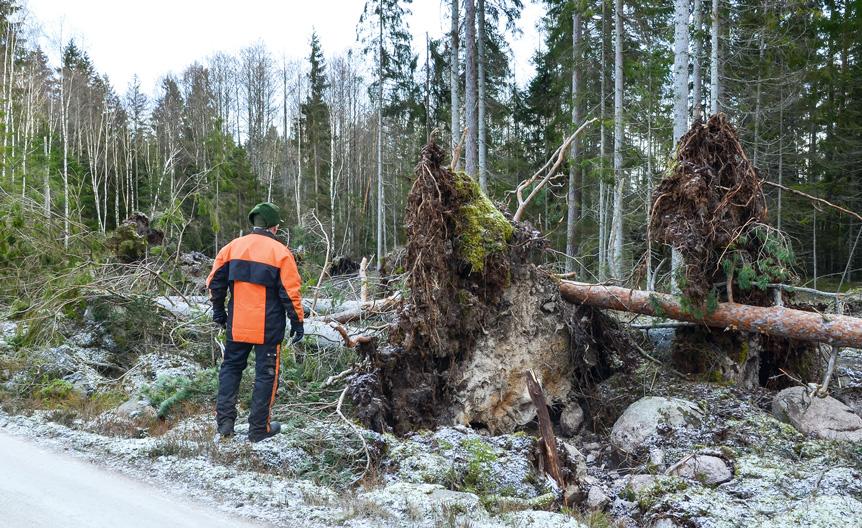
left=560, top=403, right=585, bottom=437
left=772, top=386, right=862, bottom=441
left=501, top=510, right=588, bottom=528
left=610, top=397, right=703, bottom=454
left=666, top=454, right=732, bottom=485
left=362, top=483, right=485, bottom=524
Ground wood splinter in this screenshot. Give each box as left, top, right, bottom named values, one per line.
left=525, top=370, right=564, bottom=488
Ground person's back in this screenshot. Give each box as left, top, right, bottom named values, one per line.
left=206, top=202, right=303, bottom=442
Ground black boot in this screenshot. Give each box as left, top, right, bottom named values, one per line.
left=249, top=421, right=281, bottom=443
left=216, top=418, right=235, bottom=439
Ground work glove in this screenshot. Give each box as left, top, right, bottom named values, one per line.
left=213, top=316, right=226, bottom=330
left=289, top=320, right=304, bottom=344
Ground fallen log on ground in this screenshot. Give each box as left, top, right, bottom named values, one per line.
left=322, top=293, right=402, bottom=324
left=559, top=281, right=862, bottom=349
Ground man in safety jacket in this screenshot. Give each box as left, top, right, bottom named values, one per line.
left=206, top=202, right=304, bottom=442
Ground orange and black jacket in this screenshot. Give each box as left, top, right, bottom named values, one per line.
left=206, top=229, right=303, bottom=345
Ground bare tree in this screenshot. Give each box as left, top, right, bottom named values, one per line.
left=464, top=0, right=477, bottom=178
left=377, top=2, right=384, bottom=270
left=598, top=0, right=609, bottom=280
left=477, top=0, right=487, bottom=192
left=609, top=0, right=624, bottom=279
left=566, top=6, right=583, bottom=274
left=710, top=0, right=720, bottom=114
left=692, top=0, right=704, bottom=121
left=450, top=0, right=461, bottom=167
left=671, top=0, right=690, bottom=292
left=60, top=49, right=71, bottom=248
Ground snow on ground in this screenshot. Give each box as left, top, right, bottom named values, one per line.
left=0, top=411, right=586, bottom=528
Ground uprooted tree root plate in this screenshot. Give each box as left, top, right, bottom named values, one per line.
left=347, top=140, right=634, bottom=436
left=649, top=113, right=819, bottom=388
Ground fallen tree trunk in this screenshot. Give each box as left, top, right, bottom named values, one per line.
left=559, top=281, right=862, bottom=348
left=323, top=292, right=402, bottom=324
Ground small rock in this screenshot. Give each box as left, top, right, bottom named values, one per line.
left=116, top=398, right=156, bottom=420
left=652, top=519, right=679, bottom=528
left=560, top=403, right=585, bottom=437
left=586, top=486, right=609, bottom=510
left=563, top=484, right=581, bottom=506
left=666, top=454, right=732, bottom=485
left=583, top=475, right=600, bottom=487
left=626, top=474, right=657, bottom=495
left=610, top=397, right=703, bottom=454
left=772, top=386, right=862, bottom=441
left=649, top=448, right=666, bottom=469
left=560, top=441, right=588, bottom=481
left=645, top=327, right=676, bottom=358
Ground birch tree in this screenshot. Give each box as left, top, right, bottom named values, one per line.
left=464, top=0, right=478, bottom=178
left=671, top=0, right=690, bottom=292
left=477, top=0, right=487, bottom=192
left=450, top=0, right=461, bottom=165
left=692, top=0, right=703, bottom=121
left=608, top=0, right=624, bottom=279
left=565, top=4, right=582, bottom=274
left=710, top=0, right=719, bottom=114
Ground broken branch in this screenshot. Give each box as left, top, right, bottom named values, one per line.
left=763, top=180, right=862, bottom=223
left=513, top=118, right=597, bottom=222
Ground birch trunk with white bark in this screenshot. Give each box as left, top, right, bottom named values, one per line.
left=609, top=0, right=624, bottom=279
left=565, top=8, right=582, bottom=274
left=671, top=0, right=690, bottom=292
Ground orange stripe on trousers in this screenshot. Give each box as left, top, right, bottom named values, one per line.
left=266, top=344, right=280, bottom=432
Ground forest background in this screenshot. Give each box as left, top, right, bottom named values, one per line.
left=0, top=0, right=858, bottom=291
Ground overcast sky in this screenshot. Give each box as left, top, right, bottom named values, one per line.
left=24, top=0, right=544, bottom=97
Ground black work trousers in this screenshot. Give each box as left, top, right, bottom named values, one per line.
left=216, top=340, right=281, bottom=438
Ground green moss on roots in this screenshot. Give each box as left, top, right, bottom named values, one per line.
left=452, top=172, right=513, bottom=272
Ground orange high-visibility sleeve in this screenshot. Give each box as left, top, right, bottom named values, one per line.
left=279, top=249, right=303, bottom=323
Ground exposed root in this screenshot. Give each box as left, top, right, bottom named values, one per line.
left=650, top=113, right=769, bottom=304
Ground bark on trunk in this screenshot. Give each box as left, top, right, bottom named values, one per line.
left=672, top=0, right=690, bottom=292
left=464, top=0, right=478, bottom=178
left=692, top=0, right=703, bottom=121
left=477, top=0, right=487, bottom=193
left=525, top=370, right=564, bottom=487
left=710, top=0, right=720, bottom=114
left=609, top=0, right=624, bottom=279
left=559, top=281, right=862, bottom=348
left=450, top=0, right=461, bottom=165
left=566, top=8, right=582, bottom=274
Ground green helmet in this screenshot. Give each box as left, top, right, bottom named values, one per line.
left=248, top=202, right=284, bottom=228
